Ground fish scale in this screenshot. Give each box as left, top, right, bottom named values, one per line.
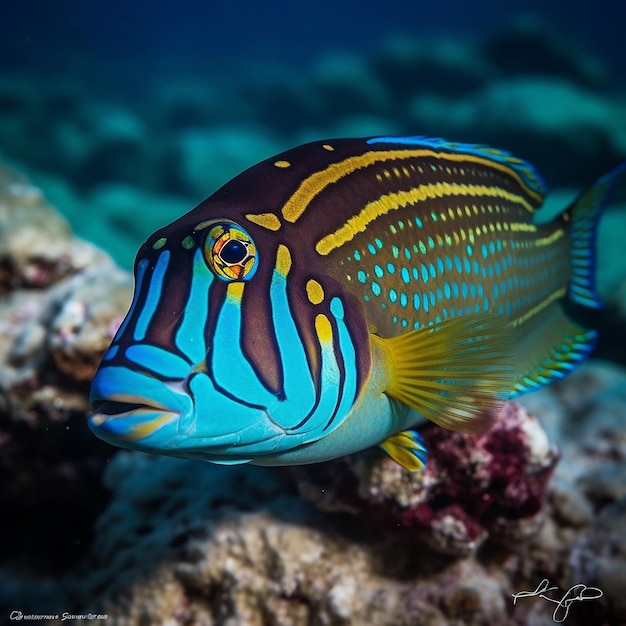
left=316, top=149, right=568, bottom=343
left=88, top=135, right=626, bottom=471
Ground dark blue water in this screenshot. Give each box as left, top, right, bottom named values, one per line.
left=2, top=0, right=625, bottom=269
left=3, top=0, right=625, bottom=78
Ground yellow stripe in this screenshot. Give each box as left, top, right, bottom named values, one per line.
left=124, top=412, right=177, bottom=441
left=512, top=287, right=567, bottom=328
left=534, top=229, right=565, bottom=247
left=509, top=222, right=537, bottom=233
left=315, top=182, right=533, bottom=256
left=281, top=149, right=542, bottom=224
left=226, top=281, right=245, bottom=303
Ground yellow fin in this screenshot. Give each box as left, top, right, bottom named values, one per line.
left=379, top=429, right=428, bottom=471
left=373, top=314, right=515, bottom=434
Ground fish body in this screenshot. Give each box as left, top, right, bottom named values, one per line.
left=89, top=136, right=626, bottom=470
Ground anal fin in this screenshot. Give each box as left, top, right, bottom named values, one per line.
left=510, top=304, right=597, bottom=396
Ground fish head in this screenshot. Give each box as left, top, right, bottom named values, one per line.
left=88, top=149, right=372, bottom=464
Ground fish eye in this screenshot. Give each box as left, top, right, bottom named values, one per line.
left=204, top=221, right=258, bottom=282
left=220, top=239, right=247, bottom=264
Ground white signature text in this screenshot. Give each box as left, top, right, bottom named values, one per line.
left=9, top=611, right=108, bottom=621
left=512, top=578, right=603, bottom=622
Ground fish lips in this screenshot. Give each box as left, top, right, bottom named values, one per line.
left=88, top=397, right=181, bottom=446
left=88, top=396, right=287, bottom=460
left=88, top=366, right=287, bottom=456
left=88, top=364, right=188, bottom=448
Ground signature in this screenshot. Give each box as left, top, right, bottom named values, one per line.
left=512, top=578, right=603, bottom=622
left=9, top=611, right=109, bottom=621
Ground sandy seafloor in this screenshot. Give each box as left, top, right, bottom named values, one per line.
left=1, top=3, right=626, bottom=625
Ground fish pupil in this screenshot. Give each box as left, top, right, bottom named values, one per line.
left=221, top=240, right=247, bottom=264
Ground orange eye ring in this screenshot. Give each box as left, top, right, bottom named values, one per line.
left=203, top=222, right=258, bottom=282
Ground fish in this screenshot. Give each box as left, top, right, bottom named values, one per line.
left=88, top=136, right=626, bottom=471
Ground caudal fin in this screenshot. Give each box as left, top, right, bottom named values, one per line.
left=566, top=161, right=626, bottom=309
left=509, top=161, right=626, bottom=398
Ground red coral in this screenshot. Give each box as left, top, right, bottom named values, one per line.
left=294, top=402, right=558, bottom=555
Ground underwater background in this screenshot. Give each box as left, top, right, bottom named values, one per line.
left=2, top=0, right=626, bottom=268
left=1, top=1, right=626, bottom=625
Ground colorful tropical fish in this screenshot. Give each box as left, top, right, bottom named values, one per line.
left=88, top=136, right=626, bottom=471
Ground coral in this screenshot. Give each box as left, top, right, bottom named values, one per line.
left=294, top=402, right=558, bottom=557
left=0, top=164, right=131, bottom=573
left=171, top=515, right=510, bottom=626
left=0, top=167, right=99, bottom=290
left=569, top=497, right=626, bottom=623
left=0, top=164, right=132, bottom=407
left=43, top=453, right=545, bottom=626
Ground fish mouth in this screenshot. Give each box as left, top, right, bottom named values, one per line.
left=89, top=395, right=180, bottom=444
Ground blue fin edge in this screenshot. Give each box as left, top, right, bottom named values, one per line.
left=509, top=328, right=598, bottom=397
left=567, top=161, right=626, bottom=309
left=366, top=135, right=548, bottom=198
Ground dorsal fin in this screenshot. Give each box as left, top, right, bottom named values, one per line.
left=366, top=135, right=548, bottom=202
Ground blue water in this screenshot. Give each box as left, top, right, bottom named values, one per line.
left=3, top=0, right=625, bottom=76
left=1, top=0, right=625, bottom=268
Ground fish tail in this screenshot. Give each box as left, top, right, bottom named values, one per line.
left=509, top=161, right=625, bottom=398
left=565, top=161, right=626, bottom=310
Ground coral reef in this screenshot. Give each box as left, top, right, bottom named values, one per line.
left=570, top=497, right=626, bottom=621
left=17, top=453, right=522, bottom=626
left=6, top=362, right=623, bottom=625
left=0, top=165, right=130, bottom=571
left=294, top=402, right=558, bottom=557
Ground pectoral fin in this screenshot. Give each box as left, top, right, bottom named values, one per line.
left=373, top=314, right=515, bottom=434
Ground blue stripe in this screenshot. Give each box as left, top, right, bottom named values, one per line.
left=174, top=249, right=213, bottom=363
left=133, top=251, right=170, bottom=341
left=125, top=344, right=191, bottom=379
left=116, top=258, right=148, bottom=340
left=326, top=297, right=358, bottom=430
left=211, top=285, right=274, bottom=406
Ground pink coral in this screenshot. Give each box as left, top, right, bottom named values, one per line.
left=294, top=401, right=558, bottom=556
